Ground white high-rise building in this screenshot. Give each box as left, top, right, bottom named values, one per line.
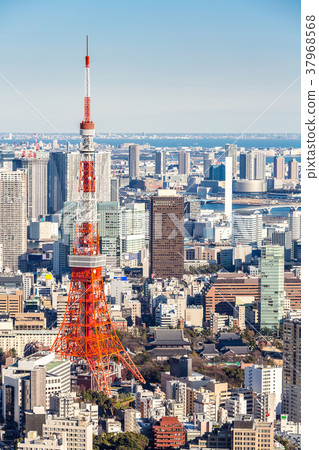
left=232, top=212, right=262, bottom=247
left=245, top=365, right=283, bottom=416
left=289, top=211, right=301, bottom=241
left=0, top=170, right=27, bottom=272
left=225, top=157, right=232, bottom=222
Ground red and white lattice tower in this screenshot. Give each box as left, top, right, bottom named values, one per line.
left=51, top=36, right=145, bottom=394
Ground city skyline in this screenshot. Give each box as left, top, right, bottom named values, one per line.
left=0, top=0, right=300, bottom=133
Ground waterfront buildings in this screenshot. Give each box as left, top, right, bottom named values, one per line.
left=288, top=158, right=299, bottom=180
left=239, top=151, right=266, bottom=180
left=274, top=155, right=285, bottom=179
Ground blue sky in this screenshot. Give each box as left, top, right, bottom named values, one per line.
left=0, top=0, right=300, bottom=133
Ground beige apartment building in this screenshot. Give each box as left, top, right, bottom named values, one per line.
left=232, top=417, right=274, bottom=450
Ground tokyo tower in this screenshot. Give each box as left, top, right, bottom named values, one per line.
left=51, top=36, right=145, bottom=394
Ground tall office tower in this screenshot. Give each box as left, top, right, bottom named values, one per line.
left=271, top=231, right=292, bottom=262
left=288, top=158, right=299, bottom=180
left=51, top=37, right=145, bottom=394
left=282, top=319, right=301, bottom=423
left=98, top=202, right=122, bottom=268
left=150, top=190, right=184, bottom=280
left=289, top=210, right=301, bottom=241
left=225, top=143, right=237, bottom=178
left=0, top=170, right=27, bottom=272
left=224, top=157, right=232, bottom=222
left=155, top=149, right=166, bottom=176
left=259, top=246, right=285, bottom=331
left=122, top=203, right=146, bottom=254
left=110, top=177, right=119, bottom=202
left=48, top=150, right=111, bottom=214
left=274, top=155, right=285, bottom=179
left=232, top=212, right=262, bottom=247
left=129, top=144, right=140, bottom=179
left=254, top=151, right=266, bottom=180
left=20, top=153, right=49, bottom=219
left=240, top=151, right=265, bottom=180
left=178, top=150, right=190, bottom=176
left=245, top=365, right=283, bottom=416
left=203, top=151, right=214, bottom=179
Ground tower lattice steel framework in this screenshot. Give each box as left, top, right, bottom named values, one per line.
left=51, top=37, right=145, bottom=394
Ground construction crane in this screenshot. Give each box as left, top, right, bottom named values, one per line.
left=251, top=391, right=270, bottom=418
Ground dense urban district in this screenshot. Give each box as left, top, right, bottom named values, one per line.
left=0, top=41, right=301, bottom=450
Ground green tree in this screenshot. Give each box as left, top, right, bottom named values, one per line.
left=93, top=432, right=148, bottom=450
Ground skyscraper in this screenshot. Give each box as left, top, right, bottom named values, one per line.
left=254, top=151, right=266, bottom=180
left=239, top=151, right=265, bottom=180
left=20, top=153, right=49, bottom=219
left=288, top=158, right=299, bottom=180
left=129, top=144, right=140, bottom=179
left=110, top=177, right=119, bottom=202
left=99, top=202, right=122, bottom=267
left=225, top=157, right=232, bottom=222
left=225, top=144, right=237, bottom=178
left=150, top=190, right=184, bottom=280
left=203, top=151, right=214, bottom=179
left=121, top=203, right=146, bottom=254
left=232, top=212, right=262, bottom=247
left=274, top=156, right=285, bottom=179
left=259, top=246, right=285, bottom=331
left=282, top=319, right=301, bottom=423
left=0, top=170, right=27, bottom=272
left=178, top=150, right=190, bottom=176
left=289, top=210, right=301, bottom=241
left=155, top=149, right=166, bottom=176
